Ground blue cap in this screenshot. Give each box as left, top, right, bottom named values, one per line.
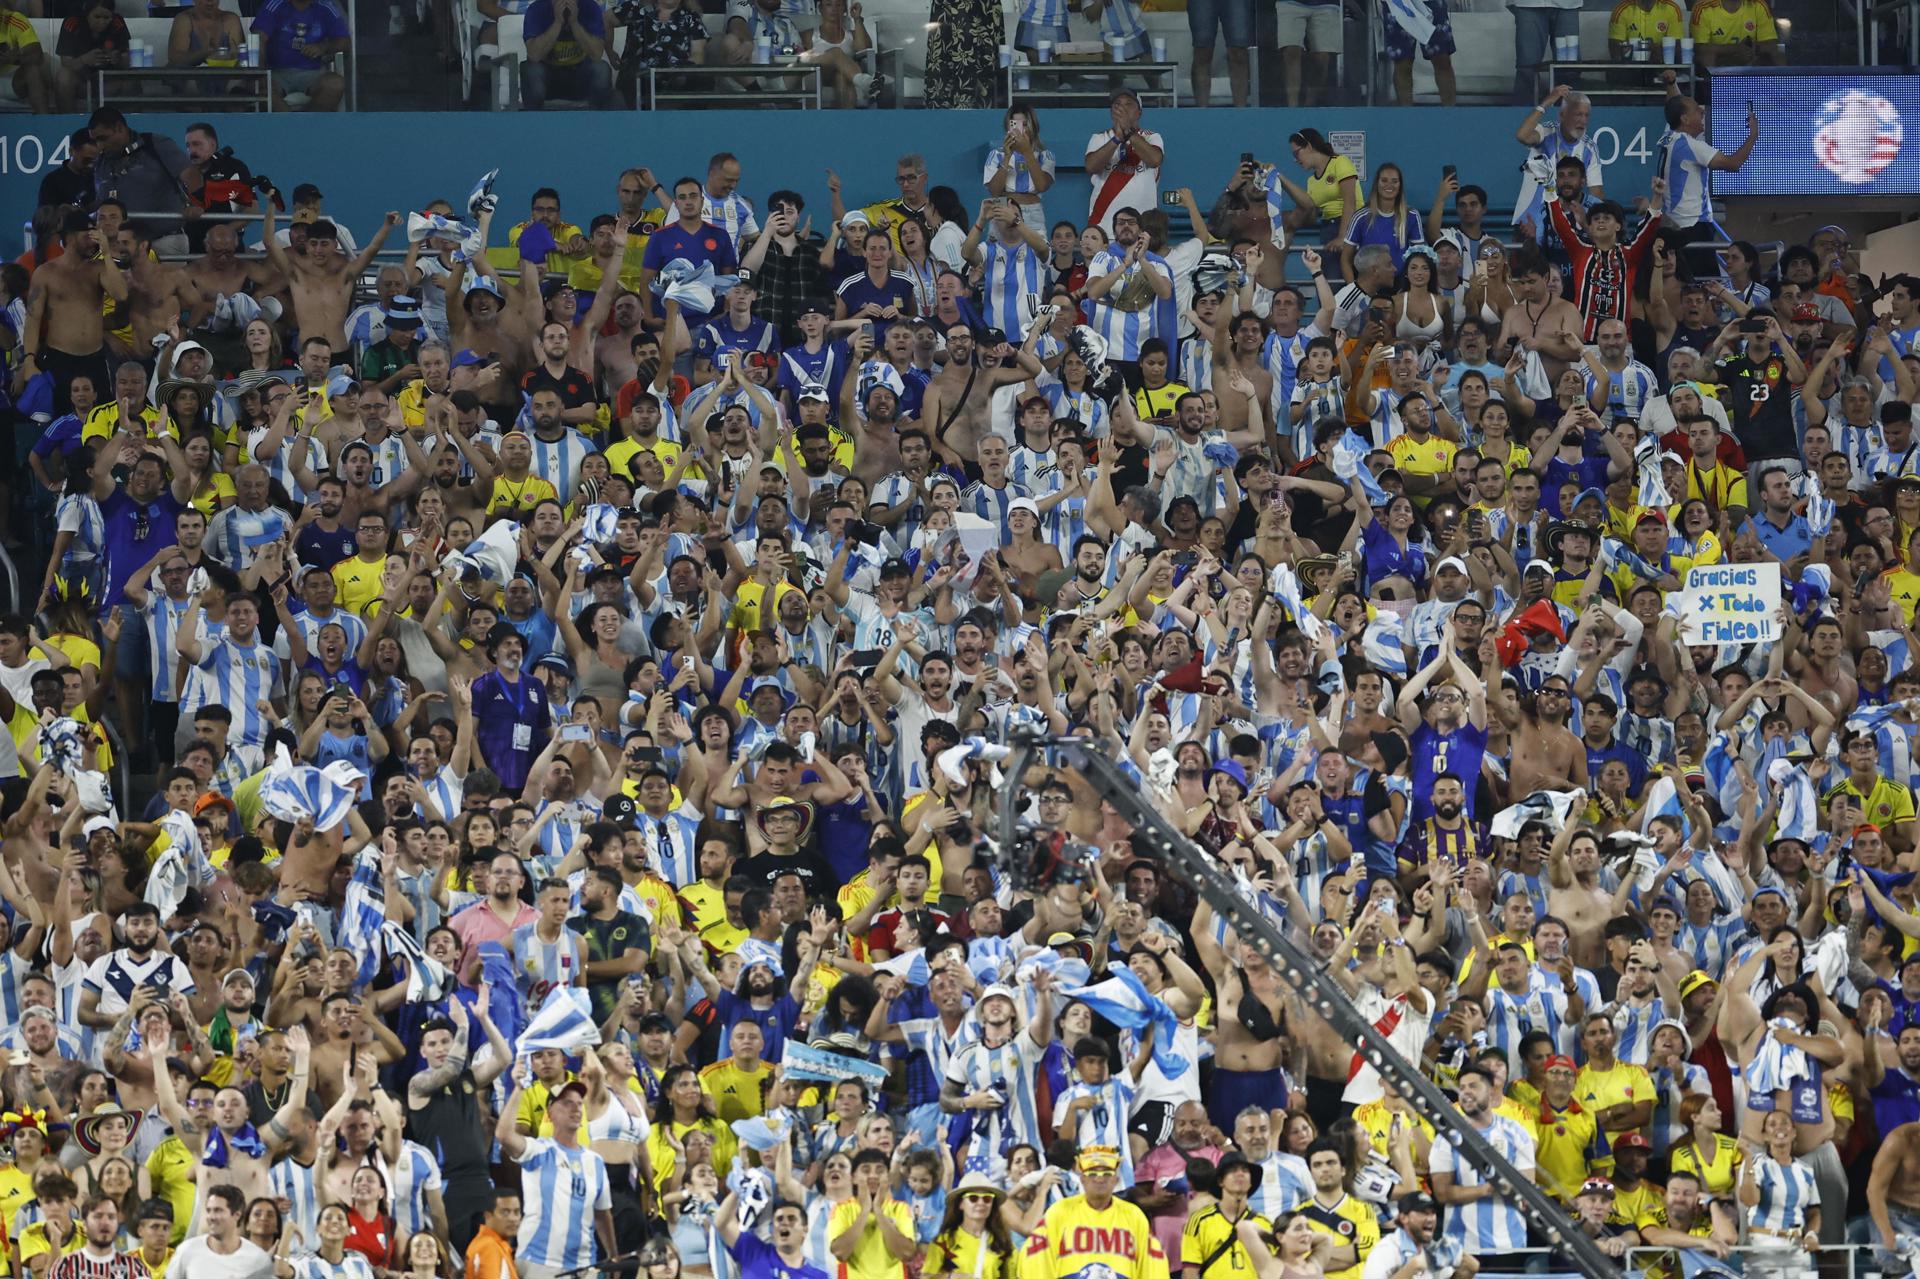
left=1211, top=760, right=1249, bottom=791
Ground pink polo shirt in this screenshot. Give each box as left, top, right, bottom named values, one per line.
left=1134, top=1140, right=1222, bottom=1260
left=451, top=898, right=539, bottom=977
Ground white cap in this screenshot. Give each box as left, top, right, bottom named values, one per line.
left=83, top=817, right=116, bottom=839
left=1434, top=556, right=1469, bottom=576
left=979, top=983, right=1019, bottom=1008
left=1008, top=498, right=1040, bottom=519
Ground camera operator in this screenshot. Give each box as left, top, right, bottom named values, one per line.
left=36, top=127, right=100, bottom=213
left=182, top=122, right=266, bottom=238
left=86, top=106, right=195, bottom=257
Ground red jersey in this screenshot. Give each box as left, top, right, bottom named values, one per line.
left=1548, top=195, right=1663, bottom=340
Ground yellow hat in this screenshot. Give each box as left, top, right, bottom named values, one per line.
left=1077, top=1145, right=1121, bottom=1173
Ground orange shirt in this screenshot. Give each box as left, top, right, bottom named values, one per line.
left=466, top=1225, right=518, bottom=1279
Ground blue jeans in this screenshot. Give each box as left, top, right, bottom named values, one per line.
left=521, top=58, right=612, bottom=108
left=1510, top=4, right=1577, bottom=103
left=1189, top=0, right=1254, bottom=47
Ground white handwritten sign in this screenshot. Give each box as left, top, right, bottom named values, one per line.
left=1677, top=562, right=1780, bottom=646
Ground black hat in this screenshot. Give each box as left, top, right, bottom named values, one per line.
left=291, top=182, right=323, bottom=204
left=798, top=299, right=831, bottom=318
left=1212, top=1152, right=1265, bottom=1194
left=1397, top=1191, right=1438, bottom=1215
left=879, top=558, right=913, bottom=578
left=603, top=793, right=638, bottom=827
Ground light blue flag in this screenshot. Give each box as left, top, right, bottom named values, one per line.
left=1015, top=950, right=1091, bottom=990
left=1361, top=611, right=1409, bottom=676
left=518, top=986, right=601, bottom=1055
left=467, top=167, right=499, bottom=218
left=737, top=937, right=784, bottom=976
left=581, top=503, right=621, bottom=544
left=652, top=258, right=740, bottom=313
left=258, top=748, right=363, bottom=832
left=1268, top=563, right=1325, bottom=642
left=731, top=1115, right=792, bottom=1154
left=872, top=949, right=930, bottom=988
left=407, top=211, right=471, bottom=245
left=1806, top=491, right=1835, bottom=538
left=478, top=943, right=525, bottom=1045
left=445, top=520, right=521, bottom=585
left=381, top=921, right=451, bottom=1004
left=1600, top=537, right=1662, bottom=582
left=1634, top=438, right=1668, bottom=510
left=338, top=851, right=386, bottom=986
left=237, top=511, right=289, bottom=549
left=781, top=1040, right=890, bottom=1087
left=1060, top=967, right=1190, bottom=1078
left=1868, top=631, right=1913, bottom=677
left=1330, top=430, right=1390, bottom=505
left=1767, top=758, right=1819, bottom=842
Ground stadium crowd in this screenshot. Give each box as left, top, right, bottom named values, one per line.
left=0, top=73, right=1912, bottom=1279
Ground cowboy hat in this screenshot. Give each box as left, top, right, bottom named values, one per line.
left=155, top=377, right=212, bottom=407
left=219, top=368, right=291, bottom=400
left=75, top=1103, right=142, bottom=1155
left=954, top=1171, right=1006, bottom=1197
left=1544, top=520, right=1597, bottom=561
left=754, top=796, right=814, bottom=842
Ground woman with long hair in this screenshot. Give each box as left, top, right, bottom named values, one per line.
left=40, top=442, right=106, bottom=611
left=73, top=1105, right=153, bottom=1205
left=1027, top=347, right=1109, bottom=441
left=242, top=1196, right=283, bottom=1255
left=985, top=106, right=1056, bottom=238
left=649, top=1064, right=735, bottom=1181
left=1343, top=487, right=1427, bottom=599
left=574, top=1044, right=652, bottom=1257
left=1463, top=241, right=1515, bottom=326
left=1392, top=246, right=1450, bottom=360
left=558, top=598, right=635, bottom=708
left=1275, top=129, right=1362, bottom=244
left=1669, top=1093, right=1741, bottom=1200
left=926, top=1174, right=1013, bottom=1279
left=229, top=317, right=285, bottom=377
left=1340, top=163, right=1423, bottom=276
left=330, top=1165, right=397, bottom=1270
left=1239, top=1212, right=1334, bottom=1279
left=396, top=1228, right=457, bottom=1279
left=896, top=216, right=938, bottom=315
left=165, top=427, right=234, bottom=516
left=926, top=186, right=971, bottom=274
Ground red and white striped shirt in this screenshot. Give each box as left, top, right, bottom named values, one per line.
left=48, top=1250, right=149, bottom=1279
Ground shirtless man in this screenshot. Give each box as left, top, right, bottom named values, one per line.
left=1498, top=247, right=1584, bottom=387
left=1497, top=675, right=1589, bottom=801
left=596, top=290, right=647, bottom=395
left=1869, top=1118, right=1920, bottom=1268
left=1194, top=908, right=1304, bottom=1131
left=17, top=209, right=127, bottom=416
left=187, top=221, right=282, bottom=328
left=845, top=378, right=910, bottom=490
left=317, top=1054, right=403, bottom=1204
left=919, top=322, right=1040, bottom=469
left=1546, top=827, right=1633, bottom=968
left=1786, top=616, right=1857, bottom=717
left=261, top=194, right=399, bottom=351
left=110, top=227, right=199, bottom=352
left=149, top=1028, right=311, bottom=1205
left=448, top=215, right=542, bottom=388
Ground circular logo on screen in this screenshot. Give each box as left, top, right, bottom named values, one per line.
left=1813, top=89, right=1903, bottom=185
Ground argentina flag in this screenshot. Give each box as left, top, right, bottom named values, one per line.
left=338, top=852, right=388, bottom=986
left=381, top=921, right=451, bottom=1004
left=1060, top=967, right=1190, bottom=1077
left=444, top=520, right=522, bottom=586
left=259, top=746, right=364, bottom=832
left=871, top=950, right=931, bottom=988
left=1361, top=612, right=1409, bottom=676
left=1766, top=757, right=1819, bottom=843
left=1330, top=430, right=1390, bottom=505
left=518, top=986, right=601, bottom=1055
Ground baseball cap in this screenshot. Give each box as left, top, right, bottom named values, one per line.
left=1578, top=1177, right=1616, bottom=1197
left=798, top=299, right=831, bottom=318
left=1677, top=970, right=1717, bottom=1000
left=1434, top=555, right=1468, bottom=576
left=1397, top=1191, right=1438, bottom=1215
left=291, top=183, right=323, bottom=204
left=1613, top=1132, right=1651, bottom=1151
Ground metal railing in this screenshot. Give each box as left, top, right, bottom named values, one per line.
left=1007, top=57, right=1184, bottom=109
left=94, top=66, right=275, bottom=110
left=1626, top=1242, right=1874, bottom=1279
left=645, top=63, right=823, bottom=108
left=1544, top=59, right=1700, bottom=101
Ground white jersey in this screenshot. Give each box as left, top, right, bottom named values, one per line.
left=1656, top=129, right=1721, bottom=230
left=517, top=1138, right=613, bottom=1270
left=1429, top=1116, right=1536, bottom=1252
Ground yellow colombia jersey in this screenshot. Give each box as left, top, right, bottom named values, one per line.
left=699, top=1058, right=771, bottom=1123
left=1182, top=1206, right=1269, bottom=1279
left=1608, top=0, right=1684, bottom=38
left=1298, top=1194, right=1379, bottom=1279
left=1690, top=0, right=1776, bottom=41
left=1026, top=1195, right=1169, bottom=1279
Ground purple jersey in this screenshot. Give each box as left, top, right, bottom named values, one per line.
left=470, top=669, right=549, bottom=790
left=1409, top=721, right=1487, bottom=823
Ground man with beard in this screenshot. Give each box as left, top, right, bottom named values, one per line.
left=451, top=850, right=540, bottom=972
left=77, top=903, right=194, bottom=1030
left=523, top=320, right=600, bottom=438
left=572, top=864, right=651, bottom=1024
left=1115, top=390, right=1229, bottom=518
left=684, top=923, right=805, bottom=1062
left=1429, top=1066, right=1535, bottom=1269
left=1130, top=1101, right=1222, bottom=1259
left=290, top=477, right=358, bottom=571
left=844, top=368, right=912, bottom=490
left=1360, top=1192, right=1478, bottom=1279
left=719, top=1186, right=832, bottom=1279
left=1496, top=675, right=1588, bottom=802
left=1397, top=626, right=1489, bottom=826
left=920, top=320, right=1044, bottom=469
left=17, top=211, right=127, bottom=418
left=468, top=626, right=550, bottom=791
left=943, top=973, right=1057, bottom=1168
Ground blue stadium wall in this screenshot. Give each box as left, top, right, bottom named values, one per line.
left=1, top=107, right=1669, bottom=245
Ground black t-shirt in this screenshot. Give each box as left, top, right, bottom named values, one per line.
left=737, top=847, right=835, bottom=897
left=522, top=365, right=597, bottom=411
left=1716, top=353, right=1798, bottom=461
left=37, top=163, right=94, bottom=212
left=570, top=909, right=653, bottom=1022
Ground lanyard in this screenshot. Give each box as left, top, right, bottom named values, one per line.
left=499, top=672, right=528, bottom=721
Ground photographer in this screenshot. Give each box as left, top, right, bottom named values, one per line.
left=86, top=107, right=194, bottom=257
